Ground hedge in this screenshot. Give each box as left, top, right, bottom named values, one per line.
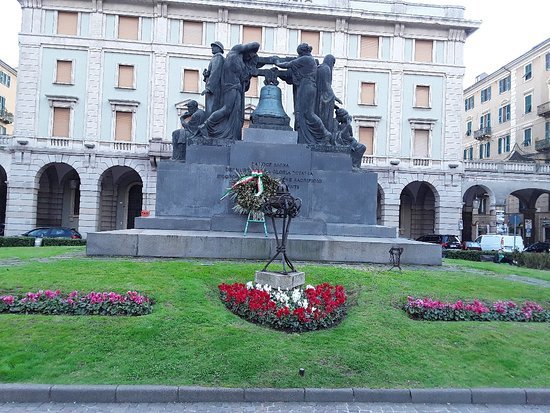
left=0, top=237, right=86, bottom=247
left=443, top=249, right=550, bottom=270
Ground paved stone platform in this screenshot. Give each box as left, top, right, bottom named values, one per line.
left=86, top=229, right=442, bottom=265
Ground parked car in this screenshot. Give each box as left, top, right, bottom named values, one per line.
left=416, top=234, right=462, bottom=249
left=524, top=242, right=550, bottom=253
left=473, top=235, right=524, bottom=252
left=21, top=227, right=82, bottom=239
left=462, top=240, right=481, bottom=250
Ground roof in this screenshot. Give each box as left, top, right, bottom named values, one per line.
left=0, top=58, right=17, bottom=75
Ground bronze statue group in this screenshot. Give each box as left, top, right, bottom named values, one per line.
left=172, top=41, right=366, bottom=167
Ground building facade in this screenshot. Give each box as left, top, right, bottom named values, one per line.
left=2, top=0, right=480, bottom=239
left=462, top=38, right=550, bottom=244
left=0, top=59, right=16, bottom=136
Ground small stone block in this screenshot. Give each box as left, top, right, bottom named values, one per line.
left=353, top=388, right=411, bottom=403
left=526, top=388, right=550, bottom=405
left=116, top=385, right=178, bottom=403
left=245, top=388, right=304, bottom=402
left=254, top=271, right=305, bottom=290
left=178, top=386, right=244, bottom=402
left=410, top=388, right=472, bottom=404
left=0, top=384, right=51, bottom=403
left=471, top=388, right=526, bottom=404
left=50, top=385, right=117, bottom=403
left=304, top=388, right=354, bottom=402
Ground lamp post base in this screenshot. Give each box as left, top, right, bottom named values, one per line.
left=254, top=270, right=305, bottom=290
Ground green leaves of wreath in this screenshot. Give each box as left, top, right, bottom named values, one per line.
left=221, top=169, right=280, bottom=215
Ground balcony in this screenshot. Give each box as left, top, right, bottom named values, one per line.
left=473, top=127, right=492, bottom=140
left=537, top=101, right=550, bottom=117
left=535, top=137, right=550, bottom=152
left=0, top=108, right=14, bottom=124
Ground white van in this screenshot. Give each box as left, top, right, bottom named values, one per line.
left=474, top=235, right=524, bottom=252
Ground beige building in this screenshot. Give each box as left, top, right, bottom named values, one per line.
left=0, top=59, right=16, bottom=135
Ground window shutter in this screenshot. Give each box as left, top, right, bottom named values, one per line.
left=414, top=39, right=433, bottom=62
left=118, top=16, right=139, bottom=40
left=118, top=65, right=134, bottom=88
left=56, top=60, right=72, bottom=84
left=115, top=111, right=133, bottom=141
left=183, top=69, right=199, bottom=92
left=359, top=127, right=374, bottom=155
left=413, top=129, right=429, bottom=158
left=301, top=31, right=320, bottom=55
left=243, top=26, right=262, bottom=44
left=183, top=21, right=203, bottom=45
left=57, top=12, right=78, bottom=35
left=415, top=85, right=430, bottom=107
left=52, top=107, right=70, bottom=137
left=245, top=76, right=258, bottom=97
left=360, top=82, right=375, bottom=105
left=360, top=36, right=379, bottom=59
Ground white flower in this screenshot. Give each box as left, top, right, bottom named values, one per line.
left=246, top=281, right=253, bottom=290
left=300, top=299, right=308, bottom=308
left=291, top=289, right=302, bottom=303
left=306, top=285, right=314, bottom=290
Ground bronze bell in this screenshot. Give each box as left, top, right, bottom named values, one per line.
left=250, top=84, right=292, bottom=131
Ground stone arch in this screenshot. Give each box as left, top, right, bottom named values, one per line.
left=507, top=188, right=550, bottom=244
left=462, top=184, right=496, bottom=241
left=98, top=165, right=143, bottom=231
left=35, top=162, right=81, bottom=229
left=399, top=181, right=439, bottom=239
left=0, top=164, right=6, bottom=235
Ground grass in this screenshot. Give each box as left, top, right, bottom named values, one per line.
left=0, top=247, right=548, bottom=388
left=444, top=258, right=550, bottom=282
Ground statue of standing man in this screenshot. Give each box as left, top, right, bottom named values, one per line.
left=202, top=41, right=225, bottom=117
left=316, top=54, right=342, bottom=133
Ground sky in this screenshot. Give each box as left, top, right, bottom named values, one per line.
left=1, top=0, right=549, bottom=86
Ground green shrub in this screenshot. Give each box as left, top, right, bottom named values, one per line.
left=0, top=237, right=86, bottom=247
left=516, top=252, right=550, bottom=270
left=442, top=250, right=489, bottom=262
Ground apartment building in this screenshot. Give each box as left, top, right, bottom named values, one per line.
left=463, top=38, right=550, bottom=162
left=1, top=0, right=479, bottom=239
left=0, top=59, right=16, bottom=136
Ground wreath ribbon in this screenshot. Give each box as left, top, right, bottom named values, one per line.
left=220, top=170, right=264, bottom=200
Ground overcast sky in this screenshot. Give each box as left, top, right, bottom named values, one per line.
left=1, top=0, right=549, bottom=86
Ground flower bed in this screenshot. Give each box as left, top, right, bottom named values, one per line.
left=218, top=282, right=347, bottom=332
left=0, top=290, right=153, bottom=316
left=404, top=297, right=549, bottom=322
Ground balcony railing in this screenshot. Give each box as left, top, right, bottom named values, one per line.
left=0, top=108, right=14, bottom=124
left=535, top=138, right=550, bottom=152
left=537, top=101, right=550, bottom=117
left=473, top=127, right=492, bottom=140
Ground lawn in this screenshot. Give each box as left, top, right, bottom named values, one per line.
left=0, top=247, right=548, bottom=388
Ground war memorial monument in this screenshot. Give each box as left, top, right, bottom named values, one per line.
left=87, top=41, right=440, bottom=265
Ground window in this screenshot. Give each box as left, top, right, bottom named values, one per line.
left=301, top=31, right=320, bottom=55
left=117, top=65, right=135, bottom=89
left=480, top=86, right=491, bottom=103
left=546, top=121, right=550, bottom=140
left=243, top=26, right=262, bottom=44
left=463, top=147, right=473, bottom=160
left=524, top=94, right=532, bottom=114
left=480, top=112, right=491, bottom=129
left=359, top=126, right=374, bottom=155
left=0, top=96, right=4, bottom=111
left=245, top=76, right=258, bottom=97
left=466, top=120, right=472, bottom=136
left=414, top=85, right=430, bottom=108
left=118, top=16, right=139, bottom=40
left=360, top=36, right=379, bottom=59
left=52, top=107, right=70, bottom=137
left=182, top=69, right=199, bottom=93
left=413, top=129, right=429, bottom=158
left=498, top=104, right=510, bottom=123
left=360, top=82, right=375, bottom=105
left=524, top=63, right=532, bottom=80
left=183, top=21, right=203, bottom=45
left=523, top=128, right=532, bottom=146
left=114, top=111, right=133, bottom=141
left=0, top=71, right=11, bottom=87
left=546, top=53, right=550, bottom=71
left=55, top=60, right=73, bottom=84
left=499, top=75, right=511, bottom=93
left=479, top=142, right=490, bottom=159
left=464, top=96, right=474, bottom=111
left=498, top=135, right=510, bottom=154
left=57, top=11, right=78, bottom=35
left=414, top=39, right=433, bottom=63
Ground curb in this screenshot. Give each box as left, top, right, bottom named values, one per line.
left=0, top=385, right=548, bottom=405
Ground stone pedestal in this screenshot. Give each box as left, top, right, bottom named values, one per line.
left=254, top=270, right=305, bottom=290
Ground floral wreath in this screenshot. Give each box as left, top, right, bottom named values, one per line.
left=221, top=168, right=280, bottom=215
